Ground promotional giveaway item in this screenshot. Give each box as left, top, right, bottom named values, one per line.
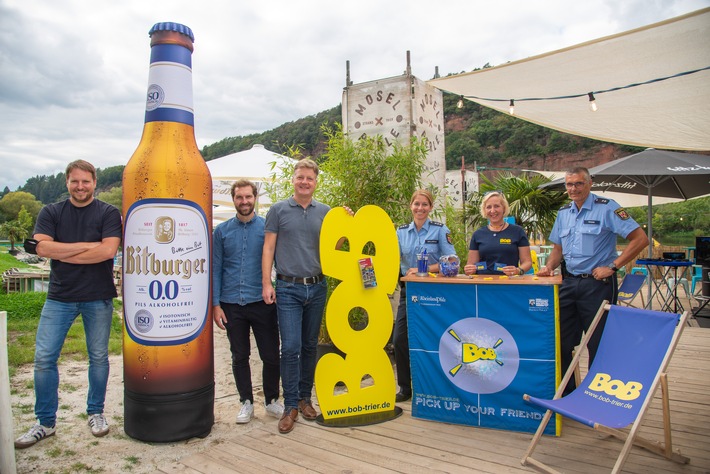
left=122, top=22, right=214, bottom=442
left=439, top=254, right=460, bottom=277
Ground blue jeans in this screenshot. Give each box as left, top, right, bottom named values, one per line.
left=275, top=279, right=327, bottom=411
left=34, top=299, right=114, bottom=427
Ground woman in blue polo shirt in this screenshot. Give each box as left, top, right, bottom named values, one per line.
left=464, top=191, right=533, bottom=276
left=394, top=189, right=456, bottom=402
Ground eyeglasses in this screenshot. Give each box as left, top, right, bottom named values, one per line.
left=565, top=181, right=587, bottom=189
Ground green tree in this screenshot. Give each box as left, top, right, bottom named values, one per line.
left=465, top=172, right=569, bottom=244
left=265, top=124, right=429, bottom=226
left=98, top=186, right=123, bottom=213
left=317, top=125, right=428, bottom=226
left=1, top=206, right=34, bottom=254
left=0, top=191, right=43, bottom=224
left=96, top=166, right=124, bottom=189
left=626, top=196, right=710, bottom=242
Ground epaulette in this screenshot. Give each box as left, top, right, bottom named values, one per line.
left=398, top=223, right=409, bottom=230
left=560, top=203, right=572, bottom=210
left=594, top=197, right=609, bottom=204
left=430, top=221, right=444, bottom=227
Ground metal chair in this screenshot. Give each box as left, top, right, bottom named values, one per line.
left=691, top=265, right=703, bottom=295
left=631, top=266, right=648, bottom=276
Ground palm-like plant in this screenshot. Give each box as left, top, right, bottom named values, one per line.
left=465, top=172, right=569, bottom=244
left=0, top=206, right=33, bottom=254
left=0, top=219, right=29, bottom=254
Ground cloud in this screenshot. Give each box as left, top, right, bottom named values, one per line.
left=1, top=0, right=707, bottom=191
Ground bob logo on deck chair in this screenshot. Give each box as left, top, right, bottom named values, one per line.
left=587, top=372, right=643, bottom=401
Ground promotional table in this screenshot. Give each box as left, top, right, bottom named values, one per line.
left=402, top=273, right=562, bottom=435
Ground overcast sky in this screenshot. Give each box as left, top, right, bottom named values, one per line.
left=1, top=0, right=707, bottom=191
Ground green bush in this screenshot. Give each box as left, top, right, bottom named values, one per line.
left=0, top=250, right=32, bottom=273
left=0, top=292, right=46, bottom=320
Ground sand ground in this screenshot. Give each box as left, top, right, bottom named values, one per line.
left=10, top=324, right=273, bottom=474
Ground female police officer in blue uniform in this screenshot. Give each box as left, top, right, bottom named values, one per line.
left=394, top=189, right=456, bottom=402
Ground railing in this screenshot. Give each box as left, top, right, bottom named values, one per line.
left=2, top=268, right=50, bottom=293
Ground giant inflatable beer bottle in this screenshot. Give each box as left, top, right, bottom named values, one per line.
left=122, top=22, right=213, bottom=442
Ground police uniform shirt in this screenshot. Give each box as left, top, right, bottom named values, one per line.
left=549, top=193, right=640, bottom=275
left=397, top=219, right=456, bottom=276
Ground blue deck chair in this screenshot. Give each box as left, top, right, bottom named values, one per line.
left=617, top=273, right=646, bottom=308
left=521, top=303, right=690, bottom=474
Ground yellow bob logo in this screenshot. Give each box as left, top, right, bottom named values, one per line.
left=587, top=373, right=643, bottom=401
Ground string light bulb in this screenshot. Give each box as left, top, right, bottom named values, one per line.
left=509, top=99, right=515, bottom=115
left=588, top=92, right=598, bottom=112
left=457, top=96, right=464, bottom=109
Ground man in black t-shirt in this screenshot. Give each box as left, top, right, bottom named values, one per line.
left=15, top=160, right=122, bottom=449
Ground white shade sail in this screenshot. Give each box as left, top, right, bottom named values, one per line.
left=429, top=8, right=710, bottom=151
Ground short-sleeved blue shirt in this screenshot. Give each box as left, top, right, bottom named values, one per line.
left=549, top=193, right=640, bottom=275
left=264, top=197, right=330, bottom=277
left=396, top=219, right=456, bottom=276
left=212, top=213, right=265, bottom=306
left=469, top=224, right=530, bottom=274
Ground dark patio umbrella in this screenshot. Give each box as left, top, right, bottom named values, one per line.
left=542, top=148, right=710, bottom=258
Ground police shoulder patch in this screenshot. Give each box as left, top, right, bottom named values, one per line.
left=398, top=223, right=409, bottom=230
left=560, top=203, right=572, bottom=210
left=430, top=221, right=444, bottom=227
left=594, top=197, right=610, bottom=204
left=446, top=233, right=452, bottom=245
left=614, top=207, right=630, bottom=220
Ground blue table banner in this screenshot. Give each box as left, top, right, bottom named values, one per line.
left=407, top=281, right=559, bottom=435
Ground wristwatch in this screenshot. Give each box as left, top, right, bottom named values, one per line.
left=608, top=264, right=619, bottom=272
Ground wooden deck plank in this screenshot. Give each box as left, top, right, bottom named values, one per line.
left=286, top=420, right=471, bottom=473
left=165, top=327, right=710, bottom=473
left=241, top=425, right=399, bottom=473
left=206, top=441, right=312, bottom=474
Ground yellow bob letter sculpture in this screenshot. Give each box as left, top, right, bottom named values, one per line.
left=316, top=205, right=401, bottom=425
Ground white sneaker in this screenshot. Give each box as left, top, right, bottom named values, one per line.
left=236, top=400, right=254, bottom=424
left=88, top=414, right=110, bottom=437
left=265, top=399, right=284, bottom=418
left=14, top=423, right=56, bottom=449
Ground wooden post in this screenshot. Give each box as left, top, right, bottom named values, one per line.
left=0, top=311, right=17, bottom=473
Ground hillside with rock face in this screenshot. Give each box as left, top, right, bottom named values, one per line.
left=490, top=143, right=624, bottom=173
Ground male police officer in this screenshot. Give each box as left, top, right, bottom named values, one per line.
left=538, top=167, right=648, bottom=395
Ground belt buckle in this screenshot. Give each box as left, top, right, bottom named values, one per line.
left=304, top=276, right=314, bottom=285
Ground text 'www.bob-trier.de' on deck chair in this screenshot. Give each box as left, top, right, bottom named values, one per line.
left=521, top=302, right=690, bottom=474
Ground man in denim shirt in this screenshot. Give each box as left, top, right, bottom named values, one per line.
left=213, top=179, right=283, bottom=424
